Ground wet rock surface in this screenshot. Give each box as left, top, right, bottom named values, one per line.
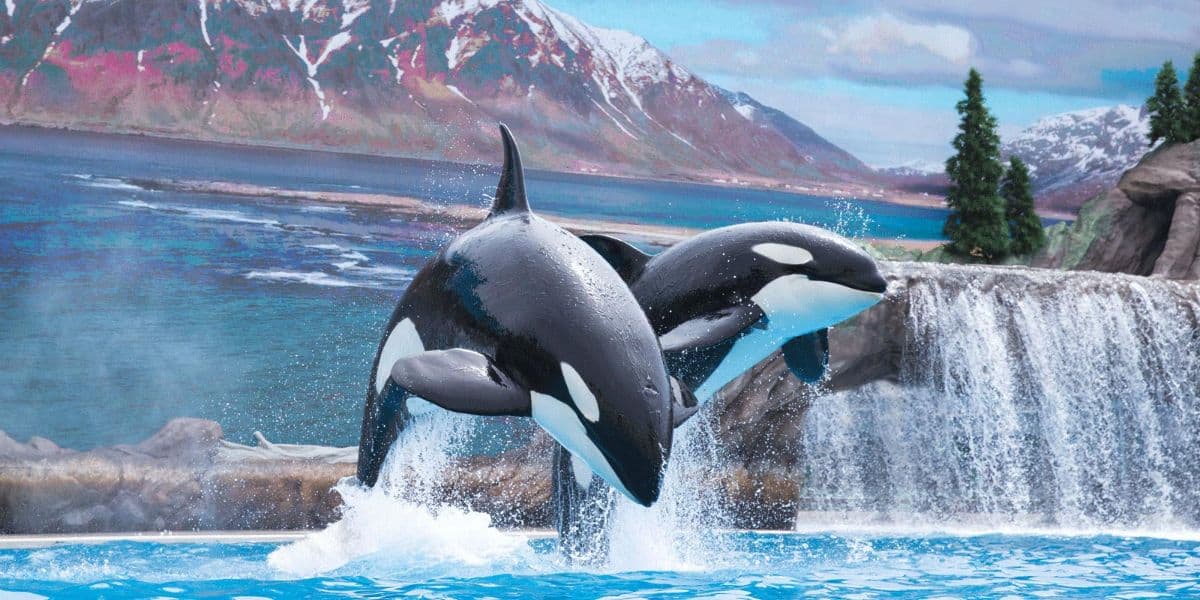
left=0, top=418, right=552, bottom=534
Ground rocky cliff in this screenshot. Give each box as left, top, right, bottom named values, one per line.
left=1034, top=140, right=1200, bottom=278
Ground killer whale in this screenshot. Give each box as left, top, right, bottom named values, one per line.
left=581, top=222, right=888, bottom=400
left=357, top=125, right=687, bottom=507
left=555, top=222, right=887, bottom=558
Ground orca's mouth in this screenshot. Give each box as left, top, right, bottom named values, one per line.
left=816, top=271, right=889, bottom=294
left=848, top=277, right=889, bottom=295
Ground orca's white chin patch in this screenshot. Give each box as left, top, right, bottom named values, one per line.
left=530, top=392, right=636, bottom=503
left=692, top=275, right=883, bottom=402
left=752, top=275, right=882, bottom=335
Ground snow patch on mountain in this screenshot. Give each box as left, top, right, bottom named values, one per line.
left=717, top=86, right=871, bottom=177
left=197, top=0, right=212, bottom=48
left=1003, top=104, right=1153, bottom=209
left=875, top=159, right=945, bottom=176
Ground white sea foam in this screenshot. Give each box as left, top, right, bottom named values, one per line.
left=117, top=199, right=158, bottom=209
left=335, top=262, right=413, bottom=281
left=338, top=250, right=370, bottom=263
left=244, top=270, right=359, bottom=288
left=268, top=412, right=536, bottom=578
left=176, top=207, right=280, bottom=227
left=83, top=177, right=145, bottom=191
left=115, top=198, right=281, bottom=227
left=0, top=591, right=49, bottom=600
left=299, top=205, right=349, bottom=214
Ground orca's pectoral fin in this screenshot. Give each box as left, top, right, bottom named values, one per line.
left=659, top=304, right=764, bottom=353
left=578, top=234, right=651, bottom=282
left=391, top=348, right=531, bottom=416
left=670, top=376, right=700, bottom=427
left=782, top=328, right=829, bottom=384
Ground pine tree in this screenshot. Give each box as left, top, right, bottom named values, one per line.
left=944, top=68, right=1008, bottom=261
left=1147, top=60, right=1187, bottom=145
left=1001, top=157, right=1045, bottom=255
left=1183, top=52, right=1200, bottom=142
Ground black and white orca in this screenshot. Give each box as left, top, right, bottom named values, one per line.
left=580, top=222, right=888, bottom=402
left=357, top=125, right=688, bottom=507
left=552, top=222, right=888, bottom=559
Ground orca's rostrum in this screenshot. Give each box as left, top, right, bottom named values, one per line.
left=357, top=124, right=688, bottom=506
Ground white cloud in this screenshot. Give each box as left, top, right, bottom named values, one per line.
left=820, top=12, right=972, bottom=66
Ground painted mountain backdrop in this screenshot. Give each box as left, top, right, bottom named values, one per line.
left=1002, top=105, right=1154, bottom=212
left=871, top=105, right=1156, bottom=213
left=0, top=0, right=876, bottom=186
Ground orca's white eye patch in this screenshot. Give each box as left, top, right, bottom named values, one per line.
left=752, top=243, right=814, bottom=265
left=561, top=362, right=599, bottom=422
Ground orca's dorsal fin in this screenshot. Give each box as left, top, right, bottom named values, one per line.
left=579, top=234, right=651, bottom=282
left=492, top=123, right=529, bottom=215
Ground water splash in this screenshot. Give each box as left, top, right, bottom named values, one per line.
left=605, top=416, right=735, bottom=571
left=825, top=199, right=875, bottom=239
left=798, top=264, right=1200, bottom=532
left=268, top=412, right=536, bottom=577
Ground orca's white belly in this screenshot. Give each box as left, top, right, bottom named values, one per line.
left=692, top=276, right=882, bottom=402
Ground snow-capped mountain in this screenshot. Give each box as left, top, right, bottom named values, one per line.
left=0, top=0, right=863, bottom=185
left=1003, top=105, right=1154, bottom=211
left=874, top=159, right=945, bottom=178
left=715, top=87, right=872, bottom=180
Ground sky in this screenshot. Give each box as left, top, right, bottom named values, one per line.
left=549, top=0, right=1200, bottom=167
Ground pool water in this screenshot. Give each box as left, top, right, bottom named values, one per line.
left=1, top=531, right=1197, bottom=599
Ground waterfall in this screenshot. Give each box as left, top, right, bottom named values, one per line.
left=798, top=264, right=1200, bottom=532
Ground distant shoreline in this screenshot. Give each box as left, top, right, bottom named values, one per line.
left=126, top=176, right=946, bottom=252
left=1, top=121, right=966, bottom=213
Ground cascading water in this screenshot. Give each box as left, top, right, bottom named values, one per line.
left=604, top=416, right=736, bottom=570
left=273, top=261, right=1200, bottom=578
left=798, top=263, right=1200, bottom=532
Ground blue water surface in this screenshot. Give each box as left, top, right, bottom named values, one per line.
left=0, top=127, right=1059, bottom=450
left=0, top=532, right=1196, bottom=599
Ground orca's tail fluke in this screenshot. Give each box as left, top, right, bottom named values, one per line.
left=492, top=123, right=529, bottom=215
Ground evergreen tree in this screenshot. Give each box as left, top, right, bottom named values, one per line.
left=1183, top=52, right=1200, bottom=142
left=944, top=68, right=1008, bottom=260
left=1001, top=157, right=1045, bottom=255
left=1146, top=60, right=1187, bottom=145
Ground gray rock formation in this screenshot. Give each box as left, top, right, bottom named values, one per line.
left=0, top=416, right=558, bottom=533
left=1035, top=140, right=1200, bottom=278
